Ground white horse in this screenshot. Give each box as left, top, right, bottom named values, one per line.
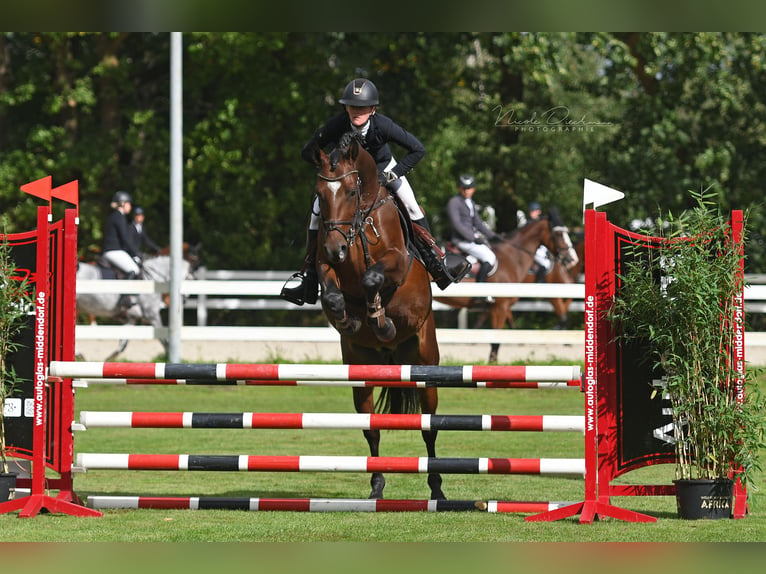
left=76, top=250, right=198, bottom=361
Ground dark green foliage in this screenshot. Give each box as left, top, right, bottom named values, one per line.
left=3, top=33, right=766, bottom=275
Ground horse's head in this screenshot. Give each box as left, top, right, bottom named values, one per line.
left=183, top=242, right=203, bottom=274
left=545, top=207, right=579, bottom=270
left=313, top=132, right=381, bottom=265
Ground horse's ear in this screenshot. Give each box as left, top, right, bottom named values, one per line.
left=311, top=143, right=324, bottom=167
left=548, top=206, right=564, bottom=227
left=347, top=135, right=360, bottom=162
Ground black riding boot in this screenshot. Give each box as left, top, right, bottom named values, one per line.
left=412, top=217, right=471, bottom=290
left=535, top=263, right=548, bottom=283
left=470, top=261, right=493, bottom=305
left=281, top=230, right=319, bottom=306
left=476, top=261, right=492, bottom=283
left=117, top=271, right=138, bottom=310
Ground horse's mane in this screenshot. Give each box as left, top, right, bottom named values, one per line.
left=333, top=131, right=378, bottom=191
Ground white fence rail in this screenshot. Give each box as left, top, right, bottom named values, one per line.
left=74, top=270, right=766, bottom=347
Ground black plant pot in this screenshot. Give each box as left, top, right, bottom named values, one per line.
left=674, top=478, right=733, bottom=520
left=0, top=472, right=17, bottom=502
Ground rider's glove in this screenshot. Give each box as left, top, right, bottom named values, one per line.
left=489, top=234, right=503, bottom=244
left=378, top=171, right=398, bottom=186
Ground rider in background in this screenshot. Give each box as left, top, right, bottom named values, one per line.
left=102, top=190, right=142, bottom=309
left=129, top=206, right=162, bottom=257
left=517, top=200, right=552, bottom=283
left=281, top=77, right=470, bottom=306
left=446, top=174, right=502, bottom=284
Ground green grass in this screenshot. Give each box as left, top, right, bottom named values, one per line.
left=2, top=360, right=765, bottom=542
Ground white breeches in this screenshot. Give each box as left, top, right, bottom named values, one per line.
left=454, top=240, right=498, bottom=267
left=103, top=250, right=141, bottom=275
left=534, top=245, right=553, bottom=271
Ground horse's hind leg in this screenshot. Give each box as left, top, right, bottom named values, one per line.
left=353, top=387, right=386, bottom=499
left=105, top=339, right=130, bottom=362
left=419, top=388, right=445, bottom=500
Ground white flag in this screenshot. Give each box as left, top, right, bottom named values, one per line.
left=583, top=179, right=625, bottom=211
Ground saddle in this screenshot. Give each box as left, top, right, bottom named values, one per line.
left=95, top=257, right=122, bottom=280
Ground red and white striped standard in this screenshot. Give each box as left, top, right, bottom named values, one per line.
left=87, top=495, right=573, bottom=513
left=49, top=361, right=581, bottom=384
left=78, top=411, right=585, bottom=433
left=75, top=454, right=585, bottom=476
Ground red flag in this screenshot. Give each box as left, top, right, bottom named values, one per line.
left=51, top=180, right=79, bottom=207
left=20, top=176, right=53, bottom=201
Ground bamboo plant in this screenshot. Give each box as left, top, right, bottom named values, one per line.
left=0, top=235, right=34, bottom=475
left=607, top=189, right=766, bottom=492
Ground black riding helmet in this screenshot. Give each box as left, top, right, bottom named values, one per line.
left=112, top=190, right=133, bottom=205
left=458, top=174, right=475, bottom=189
left=339, top=78, right=379, bottom=106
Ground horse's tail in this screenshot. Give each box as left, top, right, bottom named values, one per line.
left=374, top=388, right=420, bottom=414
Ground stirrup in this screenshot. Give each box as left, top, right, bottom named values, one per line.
left=443, top=253, right=471, bottom=282
left=280, top=271, right=310, bottom=306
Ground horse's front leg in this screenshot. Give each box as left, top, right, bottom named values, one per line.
left=321, top=271, right=361, bottom=335
left=362, top=261, right=396, bottom=342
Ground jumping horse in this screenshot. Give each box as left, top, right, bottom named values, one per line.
left=311, top=132, right=444, bottom=500
left=438, top=212, right=578, bottom=363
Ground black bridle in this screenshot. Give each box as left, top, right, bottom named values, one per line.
left=317, top=169, right=391, bottom=267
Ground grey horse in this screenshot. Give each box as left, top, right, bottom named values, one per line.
left=76, top=253, right=197, bottom=361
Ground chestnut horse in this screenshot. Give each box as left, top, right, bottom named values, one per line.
left=311, top=132, right=444, bottom=500
left=437, top=214, right=578, bottom=363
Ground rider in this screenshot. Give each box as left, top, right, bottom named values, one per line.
left=446, top=174, right=502, bottom=283
left=281, top=77, right=470, bottom=306
left=102, top=190, right=142, bottom=308
left=522, top=200, right=553, bottom=283
left=129, top=206, right=162, bottom=256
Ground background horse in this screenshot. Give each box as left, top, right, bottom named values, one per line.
left=437, top=213, right=578, bottom=363
left=76, top=246, right=200, bottom=361
left=311, top=132, right=444, bottom=500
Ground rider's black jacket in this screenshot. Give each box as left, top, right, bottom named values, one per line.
left=301, top=112, right=425, bottom=179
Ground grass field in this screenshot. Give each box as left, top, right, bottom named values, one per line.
left=1, top=357, right=765, bottom=545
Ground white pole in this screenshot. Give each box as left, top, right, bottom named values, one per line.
left=169, top=32, right=183, bottom=362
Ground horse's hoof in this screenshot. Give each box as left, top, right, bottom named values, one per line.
left=376, top=319, right=396, bottom=342
left=340, top=317, right=362, bottom=335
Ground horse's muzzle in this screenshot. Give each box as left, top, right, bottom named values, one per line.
left=324, top=242, right=348, bottom=265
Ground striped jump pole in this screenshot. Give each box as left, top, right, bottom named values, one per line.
left=76, top=411, right=585, bottom=433
left=87, top=496, right=573, bottom=514
left=49, top=361, right=581, bottom=383
left=71, top=378, right=581, bottom=389
left=75, top=454, right=585, bottom=476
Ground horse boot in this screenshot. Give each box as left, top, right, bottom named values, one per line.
left=412, top=217, right=470, bottom=290
left=280, top=229, right=319, bottom=306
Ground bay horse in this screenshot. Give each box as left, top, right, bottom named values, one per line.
left=311, top=132, right=444, bottom=500
left=437, top=213, right=578, bottom=363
